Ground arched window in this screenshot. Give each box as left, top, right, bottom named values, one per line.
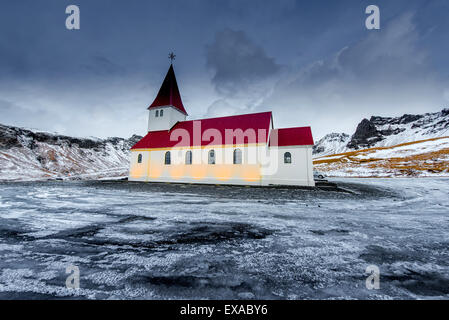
left=284, top=152, right=292, bottom=164
left=208, top=150, right=215, bottom=164
left=164, top=151, right=171, bottom=165
left=137, top=153, right=142, bottom=164
left=160, top=109, right=164, bottom=117
left=185, top=150, right=192, bottom=165
left=155, top=110, right=159, bottom=117
left=233, top=149, right=242, bottom=164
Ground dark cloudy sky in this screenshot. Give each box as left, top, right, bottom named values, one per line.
left=1, top=0, right=448, bottom=139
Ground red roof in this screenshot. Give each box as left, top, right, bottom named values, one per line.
left=148, top=64, right=188, bottom=115
left=269, top=127, right=314, bottom=147
left=131, top=112, right=273, bottom=149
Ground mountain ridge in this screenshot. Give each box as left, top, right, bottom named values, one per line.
left=313, top=108, right=449, bottom=158
left=0, top=123, right=142, bottom=181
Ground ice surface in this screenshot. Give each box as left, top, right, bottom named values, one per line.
left=0, top=179, right=448, bottom=299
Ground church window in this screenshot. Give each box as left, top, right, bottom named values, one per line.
left=165, top=151, right=171, bottom=165
left=185, top=150, right=192, bottom=165
left=160, top=109, right=164, bottom=117
left=284, top=152, right=292, bottom=164
left=208, top=150, right=215, bottom=164
left=137, top=153, right=142, bottom=164
left=156, top=110, right=159, bottom=117
left=233, top=149, right=242, bottom=164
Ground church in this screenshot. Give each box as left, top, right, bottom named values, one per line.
left=129, top=62, right=315, bottom=186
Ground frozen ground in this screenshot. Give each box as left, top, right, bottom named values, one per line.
left=0, top=178, right=448, bottom=300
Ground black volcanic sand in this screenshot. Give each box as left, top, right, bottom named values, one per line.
left=0, top=178, right=448, bottom=299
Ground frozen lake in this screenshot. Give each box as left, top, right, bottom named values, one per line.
left=0, top=178, right=448, bottom=299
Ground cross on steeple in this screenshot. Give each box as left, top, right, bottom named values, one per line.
left=168, top=52, right=176, bottom=64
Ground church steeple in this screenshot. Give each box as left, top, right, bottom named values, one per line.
left=147, top=60, right=188, bottom=132
left=148, top=64, right=188, bottom=116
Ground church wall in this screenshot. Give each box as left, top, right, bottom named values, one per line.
left=261, top=146, right=315, bottom=186
left=129, top=145, right=266, bottom=185
left=129, top=144, right=314, bottom=187
left=129, top=150, right=151, bottom=181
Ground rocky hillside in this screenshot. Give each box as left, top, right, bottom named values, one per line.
left=312, top=133, right=350, bottom=157
left=313, top=108, right=449, bottom=157
left=314, top=136, right=449, bottom=177
left=0, top=123, right=141, bottom=181
left=313, top=108, right=449, bottom=177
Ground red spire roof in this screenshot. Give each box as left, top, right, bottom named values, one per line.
left=148, top=64, right=188, bottom=115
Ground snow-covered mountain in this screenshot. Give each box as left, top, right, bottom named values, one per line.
left=314, top=108, right=449, bottom=158
left=313, top=108, right=449, bottom=177
left=314, top=136, right=449, bottom=177
left=312, top=133, right=350, bottom=157
left=0, top=123, right=141, bottom=181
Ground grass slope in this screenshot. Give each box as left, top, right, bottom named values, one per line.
left=313, top=136, right=449, bottom=177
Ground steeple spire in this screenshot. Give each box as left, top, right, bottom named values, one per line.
left=148, top=63, right=187, bottom=115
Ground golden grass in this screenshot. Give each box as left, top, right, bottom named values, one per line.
left=313, top=136, right=449, bottom=176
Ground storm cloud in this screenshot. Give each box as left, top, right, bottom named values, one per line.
left=206, top=29, right=281, bottom=95
left=0, top=0, right=448, bottom=139
left=259, top=11, right=449, bottom=138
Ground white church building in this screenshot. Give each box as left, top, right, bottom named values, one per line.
left=129, top=63, right=315, bottom=187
